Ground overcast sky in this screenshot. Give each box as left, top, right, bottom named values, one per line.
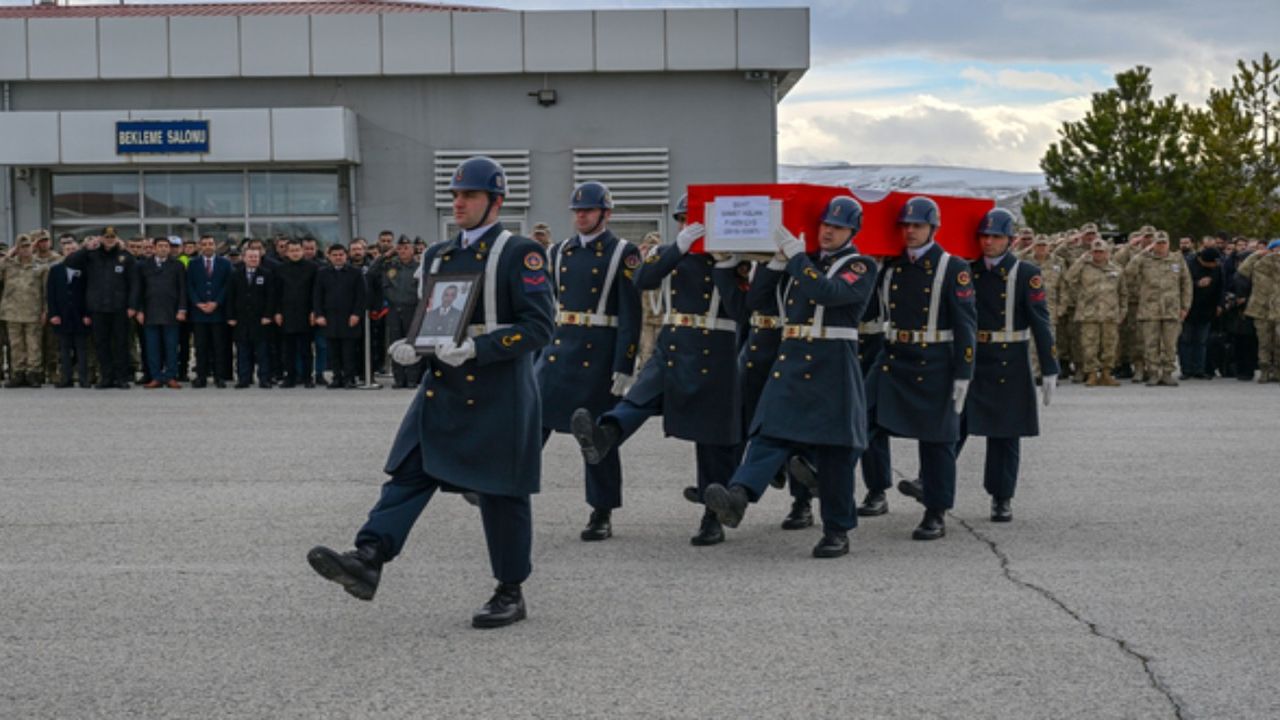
left=27, top=0, right=1280, bottom=172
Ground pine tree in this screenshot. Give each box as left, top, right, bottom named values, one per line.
left=1231, top=53, right=1280, bottom=237
left=1186, top=87, right=1262, bottom=237
left=1034, top=66, right=1194, bottom=234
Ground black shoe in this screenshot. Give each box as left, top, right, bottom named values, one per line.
left=235, top=382, right=250, bottom=389
left=780, top=499, right=814, bottom=530
left=281, top=380, right=297, bottom=388
left=912, top=510, right=946, bottom=541
left=472, top=583, right=526, bottom=629
left=259, top=381, right=272, bottom=389
left=95, top=382, right=114, bottom=390
left=392, top=381, right=407, bottom=389
left=461, top=492, right=481, bottom=507
left=897, top=479, right=924, bottom=504
left=55, top=380, right=74, bottom=389
left=192, top=378, right=207, bottom=388
left=304, top=379, right=316, bottom=388
left=570, top=408, right=618, bottom=465
left=327, top=381, right=344, bottom=390
left=316, top=377, right=329, bottom=387
left=306, top=544, right=382, bottom=601
left=857, top=491, right=888, bottom=517
left=991, top=497, right=1012, bottom=523
left=580, top=509, right=613, bottom=541
left=114, top=381, right=130, bottom=389
left=79, top=382, right=92, bottom=389
left=703, top=483, right=749, bottom=529
left=682, top=486, right=702, bottom=504
left=690, top=509, right=724, bottom=546
left=770, top=468, right=787, bottom=489
left=788, top=455, right=818, bottom=494
left=812, top=531, right=849, bottom=558
left=214, top=379, right=227, bottom=389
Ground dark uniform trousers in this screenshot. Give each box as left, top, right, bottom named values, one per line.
left=955, top=422, right=1020, bottom=501
left=193, top=322, right=230, bottom=381
left=59, top=334, right=89, bottom=385
left=236, top=336, right=271, bottom=385
left=737, top=437, right=858, bottom=532
left=866, top=430, right=957, bottom=509
left=283, top=332, right=314, bottom=383
left=91, top=311, right=131, bottom=384
left=356, top=447, right=532, bottom=585
left=603, top=396, right=739, bottom=498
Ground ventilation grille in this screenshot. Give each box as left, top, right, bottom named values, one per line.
left=434, top=150, right=530, bottom=208
left=573, top=148, right=670, bottom=206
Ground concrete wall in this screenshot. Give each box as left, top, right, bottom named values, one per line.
left=8, top=72, right=778, bottom=243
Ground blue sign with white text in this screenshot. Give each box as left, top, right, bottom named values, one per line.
left=116, top=120, right=210, bottom=155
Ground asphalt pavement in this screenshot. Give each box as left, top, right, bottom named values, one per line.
left=1, top=377, right=1277, bottom=719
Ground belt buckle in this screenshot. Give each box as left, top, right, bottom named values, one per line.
left=783, top=326, right=799, bottom=339
left=677, top=315, right=693, bottom=327
left=977, top=330, right=991, bottom=342
left=562, top=312, right=579, bottom=325
left=896, top=330, right=911, bottom=343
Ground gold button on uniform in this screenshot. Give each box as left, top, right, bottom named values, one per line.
left=425, top=389, right=435, bottom=398
left=548, top=355, right=557, bottom=362
left=773, top=371, right=781, bottom=378
left=467, top=398, right=476, bottom=405
left=466, top=374, right=475, bottom=382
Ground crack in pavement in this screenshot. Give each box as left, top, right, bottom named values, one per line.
left=954, top=515, right=1188, bottom=720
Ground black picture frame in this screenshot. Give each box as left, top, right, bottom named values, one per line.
left=407, top=272, right=483, bottom=355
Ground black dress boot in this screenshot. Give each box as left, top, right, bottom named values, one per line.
left=580, top=509, right=613, bottom=541
left=306, top=544, right=382, bottom=601
left=991, top=497, right=1013, bottom=523
left=812, top=530, right=850, bottom=558
left=690, top=509, right=725, bottom=546
left=912, top=510, right=946, bottom=541
left=788, top=455, right=818, bottom=494
left=897, top=478, right=924, bottom=503
left=703, top=483, right=749, bottom=529
left=780, top=498, right=814, bottom=530
left=570, top=408, right=619, bottom=465
left=682, top=486, right=702, bottom=504
left=857, top=491, right=888, bottom=516
left=472, top=583, right=526, bottom=629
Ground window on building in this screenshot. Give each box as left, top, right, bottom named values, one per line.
left=50, top=170, right=342, bottom=246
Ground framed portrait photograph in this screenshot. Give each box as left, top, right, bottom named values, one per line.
left=407, top=273, right=482, bottom=354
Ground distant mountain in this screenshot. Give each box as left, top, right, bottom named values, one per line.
left=778, top=163, right=1048, bottom=211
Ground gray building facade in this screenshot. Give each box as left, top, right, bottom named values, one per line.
left=0, top=1, right=808, bottom=247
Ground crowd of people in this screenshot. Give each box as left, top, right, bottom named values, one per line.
left=2, top=220, right=1277, bottom=392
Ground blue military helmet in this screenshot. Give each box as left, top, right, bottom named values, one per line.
left=672, top=193, right=689, bottom=222
left=898, top=196, right=940, bottom=227
left=570, top=181, right=614, bottom=210
left=448, top=156, right=507, bottom=197
left=821, top=196, right=863, bottom=233
left=977, top=208, right=1017, bottom=237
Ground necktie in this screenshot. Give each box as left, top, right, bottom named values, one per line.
left=205, top=258, right=213, bottom=277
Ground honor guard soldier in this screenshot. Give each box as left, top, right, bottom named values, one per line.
left=702, top=197, right=878, bottom=557
left=536, top=181, right=642, bottom=541
left=739, top=241, right=806, bottom=528
left=953, top=209, right=1059, bottom=522
left=308, top=156, right=555, bottom=629
left=571, top=194, right=746, bottom=546
left=869, top=197, right=977, bottom=541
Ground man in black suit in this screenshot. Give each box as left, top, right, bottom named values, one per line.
left=131, top=237, right=187, bottom=388
left=273, top=239, right=318, bottom=388
left=226, top=246, right=275, bottom=388
left=313, top=244, right=367, bottom=389
left=45, top=238, right=92, bottom=387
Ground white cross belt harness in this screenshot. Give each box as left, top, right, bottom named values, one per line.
left=976, top=260, right=1030, bottom=343
left=780, top=254, right=865, bottom=342
left=660, top=256, right=736, bottom=333
left=882, top=250, right=956, bottom=344
left=551, top=238, right=629, bottom=329
left=422, top=230, right=514, bottom=337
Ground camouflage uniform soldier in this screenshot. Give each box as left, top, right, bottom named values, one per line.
left=1236, top=242, right=1280, bottom=382
left=30, top=229, right=63, bottom=382
left=1113, top=227, right=1154, bottom=380
left=0, top=235, right=51, bottom=387
left=1062, top=239, right=1126, bottom=386
left=1053, top=226, right=1091, bottom=380
left=1125, top=231, right=1192, bottom=386
left=1025, top=235, right=1064, bottom=379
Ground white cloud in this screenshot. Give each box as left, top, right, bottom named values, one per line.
left=960, top=67, right=1101, bottom=95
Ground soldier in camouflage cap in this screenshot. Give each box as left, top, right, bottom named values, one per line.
left=1124, top=231, right=1191, bottom=385
left=0, top=234, right=51, bottom=387
left=1236, top=240, right=1280, bottom=382
left=1063, top=238, right=1126, bottom=386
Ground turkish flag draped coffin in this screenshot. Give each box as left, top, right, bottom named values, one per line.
left=686, top=183, right=994, bottom=260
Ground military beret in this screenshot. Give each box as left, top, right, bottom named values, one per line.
left=1268, top=239, right=1280, bottom=250
left=395, top=235, right=411, bottom=245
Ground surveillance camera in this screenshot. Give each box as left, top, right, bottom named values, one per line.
left=744, top=70, right=769, bottom=81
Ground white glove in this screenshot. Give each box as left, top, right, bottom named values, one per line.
left=1041, top=374, right=1057, bottom=407
left=766, top=252, right=788, bottom=271
left=435, top=337, right=476, bottom=367
left=773, top=226, right=805, bottom=259
left=952, top=379, right=970, bottom=415
left=389, top=339, right=419, bottom=366
left=676, top=223, right=705, bottom=253
left=610, top=372, right=634, bottom=396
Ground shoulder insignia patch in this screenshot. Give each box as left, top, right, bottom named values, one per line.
left=804, top=267, right=820, bottom=280
left=501, top=333, right=523, bottom=347
left=523, top=252, right=545, bottom=271
left=851, top=262, right=868, bottom=275
left=964, top=346, right=974, bottom=363
left=387, top=268, right=398, bottom=279
left=645, top=253, right=660, bottom=264
left=840, top=271, right=859, bottom=285
left=956, top=270, right=971, bottom=286
left=1029, top=275, right=1042, bottom=289
left=624, top=253, right=641, bottom=270
left=522, top=271, right=550, bottom=293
